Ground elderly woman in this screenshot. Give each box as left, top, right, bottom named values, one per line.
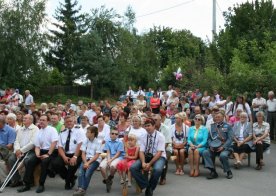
left=253, top=111, right=270, bottom=170
left=232, top=112, right=253, bottom=168
left=109, top=107, right=119, bottom=129
left=6, top=113, right=21, bottom=133
left=128, top=115, right=147, bottom=146
left=171, top=113, right=189, bottom=175
left=187, top=114, right=208, bottom=177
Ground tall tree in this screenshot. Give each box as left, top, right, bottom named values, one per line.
left=46, top=0, right=86, bottom=85
left=0, top=0, right=48, bottom=91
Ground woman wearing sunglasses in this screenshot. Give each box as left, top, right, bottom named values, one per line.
left=187, top=114, right=208, bottom=177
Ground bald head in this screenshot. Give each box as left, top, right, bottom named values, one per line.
left=23, top=114, right=33, bottom=127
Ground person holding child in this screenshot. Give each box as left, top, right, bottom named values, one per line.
left=100, top=128, right=125, bottom=193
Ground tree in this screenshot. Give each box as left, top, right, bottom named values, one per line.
left=0, top=0, right=48, bottom=92
left=46, top=0, right=86, bottom=85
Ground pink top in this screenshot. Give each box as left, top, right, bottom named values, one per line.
left=229, top=116, right=240, bottom=126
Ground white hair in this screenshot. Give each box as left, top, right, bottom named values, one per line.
left=6, top=113, right=17, bottom=121
left=268, top=91, right=274, bottom=96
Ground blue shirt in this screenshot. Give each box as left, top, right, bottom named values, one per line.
left=188, top=126, right=208, bottom=148
left=103, top=138, right=125, bottom=160
left=0, top=124, right=16, bottom=146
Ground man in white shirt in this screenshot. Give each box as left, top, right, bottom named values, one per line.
left=126, top=86, right=135, bottom=102
left=51, top=116, right=85, bottom=190
left=16, top=89, right=24, bottom=105
left=252, top=90, right=266, bottom=122
left=166, top=85, right=174, bottom=98
left=130, top=118, right=166, bottom=196
left=7, top=114, right=39, bottom=187
left=153, top=114, right=172, bottom=185
left=136, top=86, right=145, bottom=97
left=266, top=91, right=276, bottom=140
left=83, top=103, right=96, bottom=125
left=24, top=90, right=34, bottom=109
left=18, top=114, right=59, bottom=193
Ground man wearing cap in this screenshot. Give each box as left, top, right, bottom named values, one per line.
left=130, top=118, right=166, bottom=196
left=202, top=111, right=234, bottom=180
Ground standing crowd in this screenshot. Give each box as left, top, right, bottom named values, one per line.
left=0, top=86, right=275, bottom=196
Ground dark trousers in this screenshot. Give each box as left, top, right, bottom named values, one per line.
left=51, top=154, right=82, bottom=184
left=23, top=149, right=58, bottom=186
left=255, top=143, right=270, bottom=164
left=160, top=151, right=171, bottom=180
left=7, top=150, right=35, bottom=182
left=233, top=143, right=252, bottom=154
left=267, top=111, right=276, bottom=140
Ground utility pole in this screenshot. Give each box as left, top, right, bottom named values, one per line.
left=212, top=0, right=216, bottom=41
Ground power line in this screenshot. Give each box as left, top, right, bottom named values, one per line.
left=216, top=0, right=225, bottom=21
left=136, top=0, right=196, bottom=18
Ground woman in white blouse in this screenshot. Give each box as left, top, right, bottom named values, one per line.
left=253, top=111, right=270, bottom=170
left=128, top=115, right=147, bottom=146
left=171, top=113, right=189, bottom=175
left=94, top=115, right=110, bottom=146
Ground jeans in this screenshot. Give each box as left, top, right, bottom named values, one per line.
left=78, top=161, right=99, bottom=190
left=130, top=157, right=166, bottom=191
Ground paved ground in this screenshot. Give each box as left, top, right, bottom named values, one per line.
left=2, top=143, right=276, bottom=196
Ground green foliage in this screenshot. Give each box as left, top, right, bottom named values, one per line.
left=0, top=0, right=48, bottom=93
left=46, top=0, right=86, bottom=85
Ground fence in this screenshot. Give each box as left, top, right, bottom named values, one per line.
left=40, top=85, right=91, bottom=98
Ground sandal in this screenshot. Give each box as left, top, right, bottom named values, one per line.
left=179, top=169, right=184, bottom=175
left=194, top=170, right=199, bottom=177
left=189, top=170, right=194, bottom=177
left=175, top=169, right=180, bottom=175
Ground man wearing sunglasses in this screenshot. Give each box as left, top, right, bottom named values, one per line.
left=100, top=128, right=125, bottom=193
left=130, top=118, right=166, bottom=196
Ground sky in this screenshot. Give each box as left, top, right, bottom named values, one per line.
left=46, top=0, right=276, bottom=41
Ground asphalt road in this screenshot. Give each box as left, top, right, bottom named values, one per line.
left=2, top=143, right=276, bottom=196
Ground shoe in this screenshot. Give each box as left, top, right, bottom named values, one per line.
left=206, top=171, right=218, bottom=179
left=10, top=180, right=23, bottom=187
left=127, top=181, right=132, bottom=187
left=73, top=189, right=86, bottom=196
left=179, top=169, right=184, bottom=176
left=65, top=182, right=71, bottom=190
left=145, top=186, right=153, bottom=196
left=17, top=185, right=30, bottom=193
left=226, top=171, right=233, bottom=179
left=255, top=164, right=262, bottom=170
left=260, top=160, right=265, bottom=166
left=36, top=185, right=45, bottom=193
left=175, top=169, right=180, bottom=175
left=102, top=179, right=107, bottom=184
left=237, top=161, right=242, bottom=169
left=120, top=179, right=124, bottom=184
left=159, top=178, right=166, bottom=185
left=106, top=178, right=113, bottom=193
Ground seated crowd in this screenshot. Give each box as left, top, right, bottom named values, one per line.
left=0, top=86, right=275, bottom=196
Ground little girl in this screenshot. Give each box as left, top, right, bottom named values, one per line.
left=117, top=134, right=139, bottom=187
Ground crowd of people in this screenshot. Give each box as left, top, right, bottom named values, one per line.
left=0, top=86, right=275, bottom=196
